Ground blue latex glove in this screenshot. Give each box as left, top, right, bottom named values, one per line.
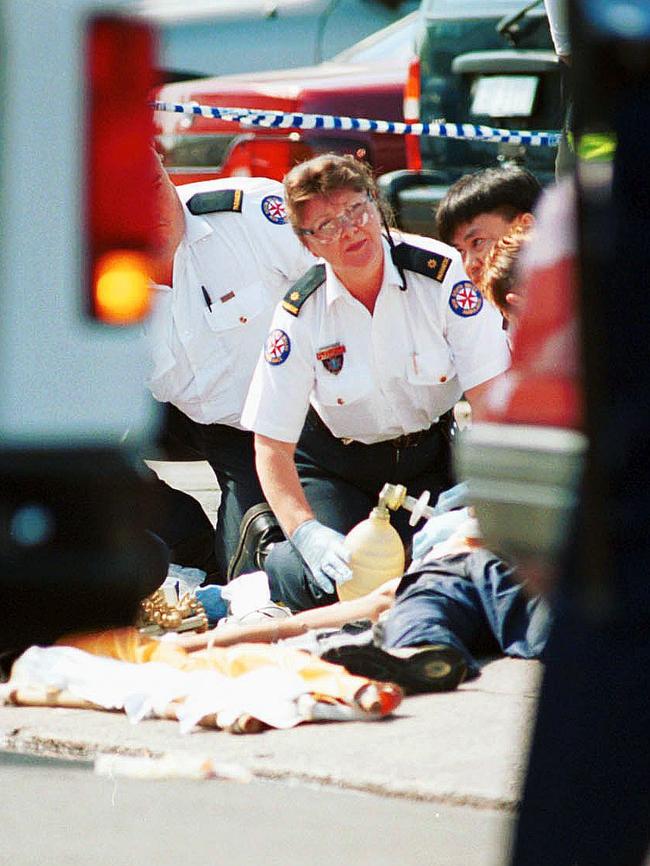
left=290, top=519, right=352, bottom=594
left=434, top=482, right=470, bottom=514
left=411, top=507, right=470, bottom=561
left=195, top=585, right=228, bottom=625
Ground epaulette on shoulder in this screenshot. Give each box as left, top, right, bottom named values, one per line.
left=186, top=189, right=244, bottom=216
left=391, top=241, right=452, bottom=284
left=282, top=264, right=326, bottom=316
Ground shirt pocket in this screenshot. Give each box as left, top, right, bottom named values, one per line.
left=147, top=342, right=179, bottom=402
left=201, top=280, right=269, bottom=335
left=404, top=345, right=456, bottom=388
left=144, top=285, right=180, bottom=401
left=314, top=364, right=373, bottom=408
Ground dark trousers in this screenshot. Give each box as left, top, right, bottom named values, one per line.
left=381, top=550, right=552, bottom=677
left=266, top=411, right=453, bottom=611
left=156, top=403, right=264, bottom=581
left=144, top=465, right=217, bottom=578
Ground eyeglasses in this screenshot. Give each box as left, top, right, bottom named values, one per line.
left=299, top=196, right=375, bottom=243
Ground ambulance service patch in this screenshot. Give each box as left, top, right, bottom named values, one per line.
left=449, top=281, right=483, bottom=317
left=261, top=195, right=287, bottom=225
left=265, top=329, right=291, bottom=365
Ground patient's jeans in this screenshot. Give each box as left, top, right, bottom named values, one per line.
left=381, top=549, right=552, bottom=678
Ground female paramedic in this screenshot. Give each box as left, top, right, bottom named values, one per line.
left=240, top=154, right=510, bottom=611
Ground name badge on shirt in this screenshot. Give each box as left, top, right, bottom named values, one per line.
left=316, top=343, right=346, bottom=375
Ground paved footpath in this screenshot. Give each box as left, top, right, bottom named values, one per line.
left=0, top=656, right=540, bottom=809
left=0, top=461, right=543, bottom=811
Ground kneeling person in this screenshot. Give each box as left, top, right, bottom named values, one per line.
left=146, top=159, right=315, bottom=580
left=240, top=154, right=510, bottom=612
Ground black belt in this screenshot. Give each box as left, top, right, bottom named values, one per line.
left=306, top=406, right=451, bottom=449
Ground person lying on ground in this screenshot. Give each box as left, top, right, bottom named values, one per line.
left=168, top=502, right=550, bottom=695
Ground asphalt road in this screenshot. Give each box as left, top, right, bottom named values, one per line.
left=1, top=752, right=514, bottom=866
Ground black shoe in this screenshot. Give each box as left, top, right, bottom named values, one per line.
left=321, top=643, right=468, bottom=694
left=227, top=502, right=285, bottom=581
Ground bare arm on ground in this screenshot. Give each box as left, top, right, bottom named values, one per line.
left=172, top=578, right=401, bottom=651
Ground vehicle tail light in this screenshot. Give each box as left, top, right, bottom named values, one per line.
left=404, top=55, right=422, bottom=171
left=85, top=15, right=158, bottom=325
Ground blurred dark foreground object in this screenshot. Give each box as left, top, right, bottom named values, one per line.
left=0, top=449, right=168, bottom=675
left=509, top=2, right=650, bottom=864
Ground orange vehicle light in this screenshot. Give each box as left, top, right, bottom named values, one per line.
left=404, top=56, right=422, bottom=172
left=94, top=251, right=152, bottom=325
left=85, top=15, right=158, bottom=325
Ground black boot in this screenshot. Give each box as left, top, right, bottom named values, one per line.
left=227, top=503, right=285, bottom=580
left=321, top=642, right=468, bottom=694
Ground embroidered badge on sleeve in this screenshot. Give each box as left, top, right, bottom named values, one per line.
left=264, top=329, right=291, bottom=365
left=261, top=195, right=287, bottom=225
left=449, top=281, right=483, bottom=317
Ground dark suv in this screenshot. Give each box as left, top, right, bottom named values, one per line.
left=380, top=0, right=562, bottom=235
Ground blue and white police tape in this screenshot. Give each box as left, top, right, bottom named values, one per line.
left=152, top=100, right=561, bottom=148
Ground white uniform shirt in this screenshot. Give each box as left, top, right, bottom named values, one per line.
left=145, top=177, right=315, bottom=426
left=241, top=233, right=511, bottom=444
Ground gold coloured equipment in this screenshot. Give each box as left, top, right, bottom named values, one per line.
left=138, top=588, right=209, bottom=636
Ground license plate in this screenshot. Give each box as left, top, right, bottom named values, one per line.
left=470, top=75, right=539, bottom=118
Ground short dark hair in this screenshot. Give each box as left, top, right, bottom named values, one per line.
left=436, top=166, right=542, bottom=244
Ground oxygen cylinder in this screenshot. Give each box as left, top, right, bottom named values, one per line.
left=337, top=505, right=405, bottom=601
